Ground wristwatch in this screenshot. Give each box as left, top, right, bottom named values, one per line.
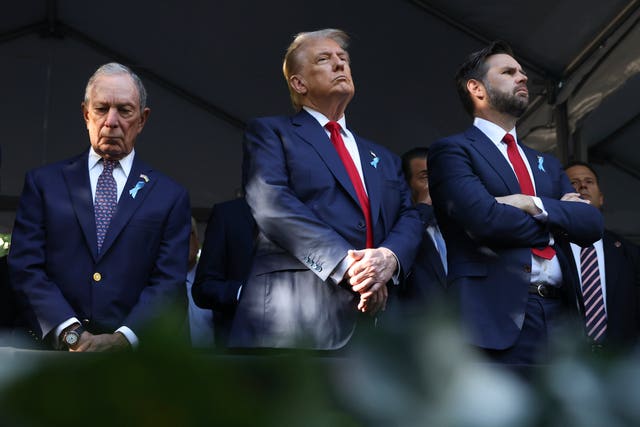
left=62, top=325, right=85, bottom=348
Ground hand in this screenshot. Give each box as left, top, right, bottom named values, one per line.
left=69, top=331, right=131, bottom=352
left=347, top=247, right=397, bottom=294
left=357, top=282, right=388, bottom=315
left=495, top=194, right=541, bottom=216
left=561, top=192, right=590, bottom=204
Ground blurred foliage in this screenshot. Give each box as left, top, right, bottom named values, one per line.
left=0, top=233, right=9, bottom=257
left=1, top=303, right=639, bottom=426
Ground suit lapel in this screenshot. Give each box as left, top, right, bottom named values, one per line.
left=523, top=148, right=551, bottom=197
left=291, top=110, right=360, bottom=206
left=466, top=127, right=521, bottom=195
left=98, top=158, right=156, bottom=258
left=62, top=152, right=98, bottom=261
left=356, top=137, right=381, bottom=226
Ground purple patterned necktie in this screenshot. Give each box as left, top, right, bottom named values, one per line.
left=580, top=245, right=607, bottom=342
left=95, top=159, right=118, bottom=252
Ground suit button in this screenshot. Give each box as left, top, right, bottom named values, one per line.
left=93, top=272, right=102, bottom=282
left=523, top=265, right=531, bottom=273
left=316, top=265, right=322, bottom=272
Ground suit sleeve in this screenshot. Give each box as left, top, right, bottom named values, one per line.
left=429, top=138, right=602, bottom=248
left=192, top=204, right=245, bottom=311
left=538, top=156, right=603, bottom=247
left=243, top=118, right=354, bottom=282
left=8, top=171, right=77, bottom=338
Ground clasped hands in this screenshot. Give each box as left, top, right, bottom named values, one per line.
left=345, top=247, right=397, bottom=316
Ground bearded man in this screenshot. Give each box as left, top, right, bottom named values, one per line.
left=428, top=41, right=603, bottom=365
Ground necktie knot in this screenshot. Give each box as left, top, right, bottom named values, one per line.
left=102, top=159, right=118, bottom=174
left=503, top=133, right=516, bottom=148
left=325, top=121, right=341, bottom=135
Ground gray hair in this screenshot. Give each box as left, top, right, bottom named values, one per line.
left=84, top=62, right=148, bottom=111
left=282, top=29, right=350, bottom=111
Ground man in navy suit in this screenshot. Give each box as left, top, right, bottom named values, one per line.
left=396, top=147, right=447, bottom=315
left=192, top=197, right=256, bottom=347
left=8, top=63, right=191, bottom=352
left=229, top=29, right=421, bottom=349
left=428, top=41, right=603, bottom=364
left=564, top=161, right=639, bottom=350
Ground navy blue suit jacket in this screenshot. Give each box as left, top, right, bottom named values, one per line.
left=429, top=126, right=604, bottom=350
left=230, top=110, right=422, bottom=349
left=192, top=198, right=256, bottom=346
left=8, top=151, right=191, bottom=344
left=397, top=203, right=447, bottom=311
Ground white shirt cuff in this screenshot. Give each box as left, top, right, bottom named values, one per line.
left=55, top=317, right=80, bottom=342
left=115, top=326, right=139, bottom=349
left=532, top=196, right=548, bottom=222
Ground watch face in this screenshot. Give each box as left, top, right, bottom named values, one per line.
left=65, top=331, right=79, bottom=346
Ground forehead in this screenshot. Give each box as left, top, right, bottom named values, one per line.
left=566, top=165, right=597, bottom=180
left=485, top=53, right=522, bottom=71
left=301, top=37, right=346, bottom=57
left=410, top=157, right=427, bottom=170
left=88, top=74, right=139, bottom=105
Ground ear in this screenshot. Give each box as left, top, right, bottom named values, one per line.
left=467, top=79, right=486, bottom=102
left=137, top=107, right=151, bottom=131
left=289, top=75, right=308, bottom=95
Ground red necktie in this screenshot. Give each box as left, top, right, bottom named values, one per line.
left=503, top=134, right=556, bottom=260
left=580, top=245, right=607, bottom=342
left=325, top=121, right=373, bottom=248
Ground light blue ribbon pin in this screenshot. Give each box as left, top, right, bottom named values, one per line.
left=370, top=151, right=379, bottom=169
left=537, top=156, right=546, bottom=172
left=129, top=180, right=145, bottom=199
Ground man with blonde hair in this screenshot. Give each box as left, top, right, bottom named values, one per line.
left=229, top=29, right=421, bottom=350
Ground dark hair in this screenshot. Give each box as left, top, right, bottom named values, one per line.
left=401, top=147, right=429, bottom=182
left=564, top=160, right=600, bottom=183
left=455, top=40, right=514, bottom=117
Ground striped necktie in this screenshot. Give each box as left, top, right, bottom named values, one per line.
left=580, top=244, right=607, bottom=342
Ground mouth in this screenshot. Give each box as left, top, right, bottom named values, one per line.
left=333, top=75, right=349, bottom=82
left=515, top=86, right=529, bottom=96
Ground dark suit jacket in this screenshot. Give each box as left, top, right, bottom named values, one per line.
left=429, top=126, right=604, bottom=350
left=0, top=256, right=15, bottom=329
left=396, top=203, right=447, bottom=314
left=562, top=230, right=640, bottom=348
left=229, top=110, right=422, bottom=349
left=192, top=198, right=256, bottom=347
left=8, top=151, right=191, bottom=345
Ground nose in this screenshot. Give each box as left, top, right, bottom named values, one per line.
left=104, top=107, right=119, bottom=128
left=517, top=71, right=528, bottom=84
left=333, top=54, right=346, bottom=70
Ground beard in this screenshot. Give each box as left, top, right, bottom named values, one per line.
left=485, top=81, right=529, bottom=118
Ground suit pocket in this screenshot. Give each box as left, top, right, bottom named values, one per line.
left=253, top=253, right=307, bottom=275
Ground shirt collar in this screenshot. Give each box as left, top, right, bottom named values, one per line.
left=303, top=106, right=347, bottom=133
left=88, top=147, right=135, bottom=177
left=473, top=117, right=517, bottom=148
